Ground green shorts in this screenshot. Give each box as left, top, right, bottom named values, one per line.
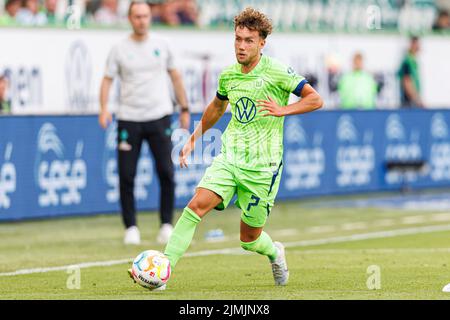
left=197, top=154, right=283, bottom=228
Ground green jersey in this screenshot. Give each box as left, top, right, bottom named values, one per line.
left=338, top=70, right=377, bottom=110
left=398, top=53, right=421, bottom=106
left=216, top=54, right=307, bottom=171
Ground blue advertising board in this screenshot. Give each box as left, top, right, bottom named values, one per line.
left=1, top=110, right=450, bottom=221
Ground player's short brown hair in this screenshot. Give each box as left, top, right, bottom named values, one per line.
left=234, top=7, right=273, bottom=39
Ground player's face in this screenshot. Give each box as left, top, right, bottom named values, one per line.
left=234, top=26, right=265, bottom=66
left=129, top=3, right=152, bottom=36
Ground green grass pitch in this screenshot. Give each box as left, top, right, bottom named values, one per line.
left=1, top=197, right=450, bottom=300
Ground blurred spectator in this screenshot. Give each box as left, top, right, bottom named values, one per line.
left=337, top=53, right=378, bottom=110
left=398, top=36, right=423, bottom=108
left=160, top=0, right=180, bottom=26
left=0, top=0, right=21, bottom=25
left=16, top=0, right=47, bottom=26
left=432, top=10, right=450, bottom=31
left=86, top=0, right=101, bottom=16
left=94, top=0, right=121, bottom=25
left=149, top=2, right=163, bottom=23
left=44, top=0, right=58, bottom=25
left=152, top=0, right=198, bottom=26
left=178, top=0, right=198, bottom=25
left=437, top=0, right=450, bottom=13
left=0, top=75, right=11, bottom=114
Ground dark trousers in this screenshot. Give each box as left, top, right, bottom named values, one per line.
left=117, top=115, right=174, bottom=228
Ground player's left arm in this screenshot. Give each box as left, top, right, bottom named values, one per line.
left=257, top=84, right=323, bottom=117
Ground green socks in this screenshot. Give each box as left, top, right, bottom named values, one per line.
left=240, top=231, right=278, bottom=261
left=164, top=208, right=278, bottom=269
left=164, top=207, right=201, bottom=268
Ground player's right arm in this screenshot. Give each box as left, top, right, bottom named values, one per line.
left=99, top=45, right=119, bottom=129
left=179, top=96, right=228, bottom=168
left=99, top=76, right=113, bottom=129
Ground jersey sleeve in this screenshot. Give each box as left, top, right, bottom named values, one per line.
left=216, top=71, right=228, bottom=101
left=277, top=63, right=308, bottom=97
left=104, top=45, right=119, bottom=79
left=165, top=39, right=176, bottom=71
left=399, top=60, right=411, bottom=77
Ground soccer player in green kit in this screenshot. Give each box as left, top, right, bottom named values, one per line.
left=163, top=7, right=323, bottom=288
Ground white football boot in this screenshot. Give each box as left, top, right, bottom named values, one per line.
left=270, top=241, right=289, bottom=286
left=156, top=223, right=173, bottom=244
left=124, top=226, right=141, bottom=245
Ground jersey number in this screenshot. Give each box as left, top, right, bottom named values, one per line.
left=246, top=195, right=260, bottom=211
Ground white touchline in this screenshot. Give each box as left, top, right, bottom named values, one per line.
left=0, top=259, right=133, bottom=277
left=431, top=213, right=450, bottom=222
left=305, top=225, right=337, bottom=233
left=292, top=248, right=450, bottom=254
left=340, top=222, right=369, bottom=231
left=401, top=215, right=427, bottom=225
left=2, top=223, right=450, bottom=277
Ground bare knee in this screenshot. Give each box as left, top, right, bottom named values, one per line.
left=187, top=188, right=222, bottom=218
left=187, top=199, right=210, bottom=218
left=240, top=232, right=259, bottom=243
left=240, top=219, right=263, bottom=243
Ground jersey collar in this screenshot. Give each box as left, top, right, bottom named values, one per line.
left=240, top=54, right=266, bottom=75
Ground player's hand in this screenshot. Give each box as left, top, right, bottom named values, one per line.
left=257, top=96, right=285, bottom=117
left=179, top=111, right=190, bottom=130
left=179, top=140, right=194, bottom=168
left=99, top=110, right=112, bottom=129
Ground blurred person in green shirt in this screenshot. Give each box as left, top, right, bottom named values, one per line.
left=398, top=36, right=423, bottom=108
left=337, top=53, right=378, bottom=110
left=44, top=0, right=58, bottom=25
left=0, top=0, right=21, bottom=26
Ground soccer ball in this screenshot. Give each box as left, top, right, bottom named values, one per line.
left=130, top=250, right=171, bottom=290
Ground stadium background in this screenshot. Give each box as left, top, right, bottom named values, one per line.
left=1, top=0, right=450, bottom=220
left=1, top=0, right=450, bottom=301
